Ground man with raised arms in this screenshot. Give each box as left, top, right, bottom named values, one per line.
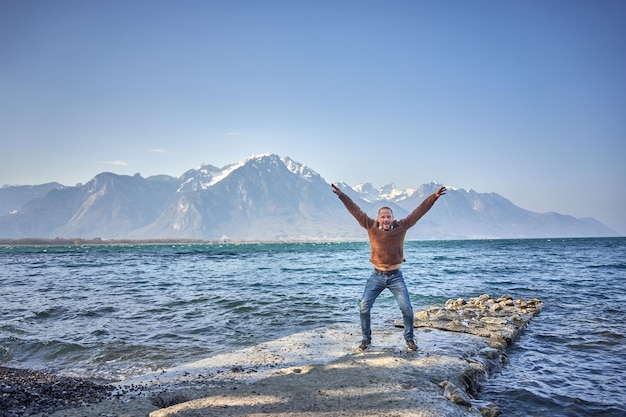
left=332, top=183, right=447, bottom=351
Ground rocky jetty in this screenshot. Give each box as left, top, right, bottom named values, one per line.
left=393, top=294, right=543, bottom=414
left=407, top=294, right=543, bottom=346
left=4, top=294, right=542, bottom=417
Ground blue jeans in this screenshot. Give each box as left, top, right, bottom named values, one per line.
left=360, top=269, right=414, bottom=342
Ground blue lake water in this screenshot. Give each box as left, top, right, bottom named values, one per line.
left=1, top=238, right=625, bottom=416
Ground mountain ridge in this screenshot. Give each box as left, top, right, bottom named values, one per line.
left=0, top=154, right=618, bottom=240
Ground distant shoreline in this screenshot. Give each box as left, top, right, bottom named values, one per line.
left=0, top=237, right=368, bottom=246
left=0, top=236, right=621, bottom=246
left=0, top=238, right=211, bottom=246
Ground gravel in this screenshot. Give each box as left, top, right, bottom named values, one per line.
left=0, top=366, right=114, bottom=417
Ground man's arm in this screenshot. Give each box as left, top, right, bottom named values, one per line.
left=400, top=186, right=447, bottom=229
left=332, top=184, right=374, bottom=229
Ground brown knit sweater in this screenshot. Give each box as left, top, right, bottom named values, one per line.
left=337, top=192, right=440, bottom=268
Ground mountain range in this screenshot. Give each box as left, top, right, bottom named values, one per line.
left=0, top=154, right=618, bottom=241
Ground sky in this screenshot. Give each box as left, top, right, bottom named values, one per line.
left=1, top=0, right=625, bottom=234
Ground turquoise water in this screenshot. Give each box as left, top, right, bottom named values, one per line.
left=1, top=238, right=625, bottom=416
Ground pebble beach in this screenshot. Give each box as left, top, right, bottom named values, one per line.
left=0, top=366, right=113, bottom=417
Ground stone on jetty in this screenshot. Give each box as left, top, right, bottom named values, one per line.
left=402, top=294, right=542, bottom=347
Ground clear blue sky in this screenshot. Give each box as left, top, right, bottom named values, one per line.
left=1, top=0, right=624, bottom=234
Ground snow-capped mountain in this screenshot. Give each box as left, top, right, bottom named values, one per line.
left=177, top=155, right=320, bottom=193
left=177, top=163, right=225, bottom=192
left=0, top=154, right=618, bottom=240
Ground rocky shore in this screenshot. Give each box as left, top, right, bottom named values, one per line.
left=2, top=294, right=542, bottom=417
left=0, top=366, right=114, bottom=417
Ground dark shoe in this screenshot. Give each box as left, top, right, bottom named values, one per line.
left=406, top=340, right=418, bottom=351
left=358, top=339, right=371, bottom=351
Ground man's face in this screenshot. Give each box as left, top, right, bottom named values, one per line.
left=377, top=208, right=394, bottom=231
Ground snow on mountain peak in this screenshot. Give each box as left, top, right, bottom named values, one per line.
left=381, top=187, right=415, bottom=201
left=281, top=156, right=317, bottom=180
left=207, top=162, right=244, bottom=187
left=246, top=153, right=319, bottom=181
left=245, top=153, right=273, bottom=162
left=177, top=154, right=319, bottom=192
left=177, top=162, right=242, bottom=192
left=353, top=183, right=415, bottom=202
